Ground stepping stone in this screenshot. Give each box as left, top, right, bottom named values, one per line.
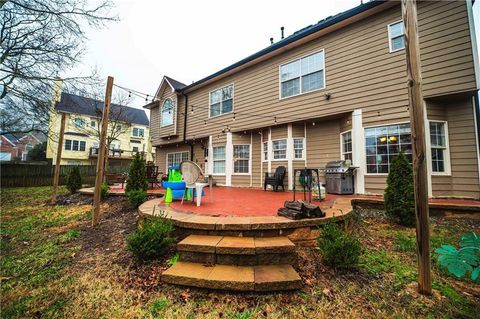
left=254, top=264, right=302, bottom=291
left=162, top=261, right=215, bottom=288
left=177, top=235, right=223, bottom=253
left=216, top=237, right=256, bottom=255
left=206, top=264, right=254, bottom=291
left=254, top=237, right=295, bottom=254
left=161, top=262, right=302, bottom=291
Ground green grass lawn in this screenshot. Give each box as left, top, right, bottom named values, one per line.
left=1, top=186, right=479, bottom=319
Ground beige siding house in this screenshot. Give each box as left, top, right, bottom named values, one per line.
left=145, top=0, right=480, bottom=199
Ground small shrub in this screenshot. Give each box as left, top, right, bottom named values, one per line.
left=100, top=182, right=109, bottom=198
left=394, top=233, right=416, bottom=252
left=167, top=252, right=179, bottom=266
left=384, top=151, right=415, bottom=227
left=127, top=217, right=175, bottom=260
left=318, top=222, right=361, bottom=269
left=125, top=152, right=147, bottom=193
left=127, top=189, right=147, bottom=208
left=66, top=166, right=82, bottom=194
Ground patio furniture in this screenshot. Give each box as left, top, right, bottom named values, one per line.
left=146, top=165, right=161, bottom=188
left=106, top=173, right=127, bottom=188
left=162, top=166, right=186, bottom=203
left=264, top=166, right=286, bottom=192
left=180, top=161, right=210, bottom=207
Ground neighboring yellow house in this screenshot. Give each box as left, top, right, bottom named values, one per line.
left=47, top=92, right=153, bottom=166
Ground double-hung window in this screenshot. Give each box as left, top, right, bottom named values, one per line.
left=210, top=85, right=233, bottom=117
left=341, top=131, right=353, bottom=162
left=293, top=138, right=304, bottom=159
left=233, top=145, right=250, bottom=174
left=161, top=98, right=174, bottom=127
left=280, top=50, right=325, bottom=98
left=263, top=142, right=268, bottom=161
left=166, top=151, right=189, bottom=168
left=272, top=139, right=287, bottom=160
left=430, top=121, right=449, bottom=174
left=132, top=127, right=144, bottom=137
left=365, top=124, right=412, bottom=174
left=388, top=21, right=405, bottom=52
left=213, top=147, right=226, bottom=174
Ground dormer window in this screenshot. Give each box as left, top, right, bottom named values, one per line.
left=161, top=98, right=174, bottom=127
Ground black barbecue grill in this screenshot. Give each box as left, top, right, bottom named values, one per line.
left=325, top=160, right=357, bottom=195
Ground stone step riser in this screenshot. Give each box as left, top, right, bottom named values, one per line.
left=179, top=251, right=297, bottom=266
left=161, top=262, right=302, bottom=292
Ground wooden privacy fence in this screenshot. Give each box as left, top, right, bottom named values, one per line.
left=0, top=164, right=130, bottom=188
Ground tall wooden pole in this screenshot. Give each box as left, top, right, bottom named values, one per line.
left=92, top=76, right=114, bottom=226
left=401, top=0, right=431, bottom=295
left=51, top=112, right=66, bottom=203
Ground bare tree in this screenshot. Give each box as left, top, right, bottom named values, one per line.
left=0, top=0, right=117, bottom=134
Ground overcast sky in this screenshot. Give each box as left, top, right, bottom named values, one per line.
left=68, top=0, right=480, bottom=109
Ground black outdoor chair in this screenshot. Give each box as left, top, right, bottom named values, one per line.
left=264, top=166, right=286, bottom=192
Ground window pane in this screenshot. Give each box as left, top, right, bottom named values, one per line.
left=389, top=22, right=403, bottom=38
left=281, top=78, right=300, bottom=98
left=65, top=139, right=72, bottom=150
left=222, top=85, right=233, bottom=100
left=72, top=140, right=79, bottom=151
left=302, top=70, right=324, bottom=92
left=234, top=145, right=249, bottom=159
left=273, top=150, right=287, bottom=159
left=301, top=51, right=324, bottom=75
left=391, top=36, right=405, bottom=51
left=210, top=89, right=221, bottom=104
left=280, top=60, right=300, bottom=82
left=210, top=103, right=221, bottom=116
left=222, top=99, right=233, bottom=114
left=79, top=141, right=86, bottom=151
left=364, top=124, right=412, bottom=173
left=213, top=147, right=226, bottom=160
left=213, top=161, right=225, bottom=174
left=272, top=140, right=287, bottom=150
left=161, top=99, right=174, bottom=126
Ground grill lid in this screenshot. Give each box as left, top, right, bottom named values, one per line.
left=325, top=160, right=357, bottom=173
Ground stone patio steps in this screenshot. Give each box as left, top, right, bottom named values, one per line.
left=161, top=262, right=302, bottom=291
left=177, top=235, right=297, bottom=266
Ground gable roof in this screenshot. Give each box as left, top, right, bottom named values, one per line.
left=56, top=92, right=149, bottom=126
left=177, top=0, right=388, bottom=93
left=164, top=76, right=187, bottom=91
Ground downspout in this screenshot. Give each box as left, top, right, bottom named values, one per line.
left=182, top=92, right=194, bottom=160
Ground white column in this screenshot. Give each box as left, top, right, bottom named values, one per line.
left=267, top=128, right=272, bottom=173
left=287, top=123, right=294, bottom=190
left=225, top=132, right=233, bottom=186
left=207, top=135, right=213, bottom=175
left=424, top=101, right=433, bottom=197
left=352, top=109, right=366, bottom=194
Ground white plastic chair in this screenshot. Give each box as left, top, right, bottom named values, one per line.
left=180, top=161, right=209, bottom=206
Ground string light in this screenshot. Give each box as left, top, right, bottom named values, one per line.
left=274, top=116, right=277, bottom=125
left=128, top=91, right=131, bottom=98
left=204, top=120, right=207, bottom=126
left=191, top=105, right=194, bottom=114
left=312, top=122, right=315, bottom=126
left=232, top=112, right=236, bottom=121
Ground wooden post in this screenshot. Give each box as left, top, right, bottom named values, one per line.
left=92, top=76, right=114, bottom=226
left=401, top=0, right=432, bottom=295
left=51, top=112, right=67, bottom=203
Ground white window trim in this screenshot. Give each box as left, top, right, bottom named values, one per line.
left=388, top=20, right=405, bottom=53
left=271, top=138, right=288, bottom=161
left=340, top=130, right=353, bottom=161
left=278, top=48, right=326, bottom=100
left=165, top=151, right=189, bottom=172
left=212, top=146, right=227, bottom=176
left=428, top=120, right=451, bottom=176
left=232, top=144, right=251, bottom=175
left=292, top=137, right=306, bottom=160
left=208, top=83, right=235, bottom=118
left=161, top=98, right=175, bottom=128
left=262, top=141, right=268, bottom=162
left=363, top=121, right=411, bottom=176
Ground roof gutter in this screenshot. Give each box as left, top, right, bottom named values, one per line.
left=180, top=0, right=391, bottom=93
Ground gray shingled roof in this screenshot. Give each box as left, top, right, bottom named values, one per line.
left=164, top=76, right=187, bottom=91
left=56, top=92, right=149, bottom=126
